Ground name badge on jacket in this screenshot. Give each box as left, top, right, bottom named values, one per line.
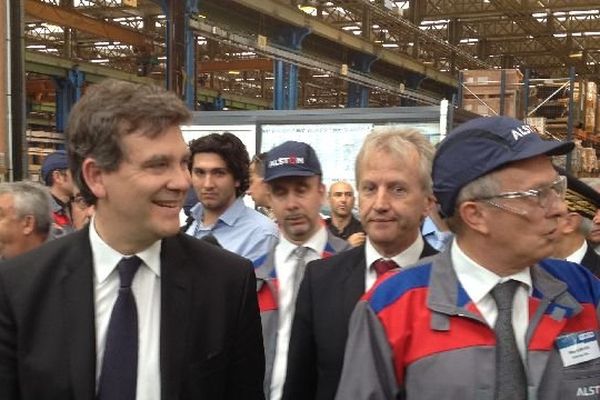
left=556, top=331, right=600, bottom=367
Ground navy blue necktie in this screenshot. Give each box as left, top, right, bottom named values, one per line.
left=97, top=256, right=142, bottom=400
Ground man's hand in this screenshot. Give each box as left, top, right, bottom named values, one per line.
left=347, top=232, right=366, bottom=247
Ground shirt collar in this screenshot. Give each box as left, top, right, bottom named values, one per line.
left=451, top=240, right=532, bottom=304
left=365, top=234, right=424, bottom=269
left=89, top=216, right=162, bottom=284
left=421, top=217, right=437, bottom=236
left=190, top=197, right=244, bottom=227
left=279, top=226, right=328, bottom=262
left=565, top=240, right=588, bottom=264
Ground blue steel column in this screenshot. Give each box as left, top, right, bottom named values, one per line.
left=54, top=67, right=85, bottom=134
left=566, top=66, right=576, bottom=173
left=273, top=60, right=286, bottom=110
left=272, top=27, right=310, bottom=110
left=184, top=0, right=198, bottom=109
left=346, top=52, right=377, bottom=108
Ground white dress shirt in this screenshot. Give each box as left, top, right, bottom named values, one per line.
left=364, top=235, right=425, bottom=291
left=565, top=240, right=588, bottom=264
left=90, top=218, right=161, bottom=400
left=451, top=241, right=532, bottom=360
left=270, top=227, right=328, bottom=400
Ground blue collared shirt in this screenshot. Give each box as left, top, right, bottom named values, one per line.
left=421, top=216, right=453, bottom=252
left=186, top=197, right=279, bottom=266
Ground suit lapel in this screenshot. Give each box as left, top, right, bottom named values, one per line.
left=341, top=246, right=367, bottom=321
left=581, top=244, right=600, bottom=278
left=160, top=235, right=192, bottom=400
left=61, top=228, right=97, bottom=400
left=420, top=239, right=439, bottom=258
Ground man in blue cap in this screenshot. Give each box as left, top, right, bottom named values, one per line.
left=41, top=150, right=74, bottom=235
left=336, top=116, right=600, bottom=400
left=255, top=141, right=350, bottom=400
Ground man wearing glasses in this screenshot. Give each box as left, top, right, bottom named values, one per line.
left=336, top=116, right=600, bottom=400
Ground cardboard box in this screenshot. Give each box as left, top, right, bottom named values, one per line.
left=462, top=94, right=521, bottom=119
left=462, top=69, right=523, bottom=96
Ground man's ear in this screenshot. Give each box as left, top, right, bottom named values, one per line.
left=21, top=215, right=35, bottom=236
left=563, top=212, right=582, bottom=235
left=318, top=182, right=326, bottom=201
left=82, top=158, right=107, bottom=200
left=458, top=201, right=492, bottom=235
left=422, top=194, right=435, bottom=219
left=51, top=170, right=62, bottom=184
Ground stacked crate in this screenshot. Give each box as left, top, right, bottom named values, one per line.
left=27, top=130, right=65, bottom=182
left=582, top=81, right=597, bottom=134
left=461, top=69, right=523, bottom=119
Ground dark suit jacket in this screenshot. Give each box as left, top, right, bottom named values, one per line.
left=581, top=243, right=600, bottom=278
left=0, top=227, right=265, bottom=400
left=282, top=240, right=437, bottom=400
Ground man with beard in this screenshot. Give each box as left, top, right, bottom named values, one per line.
left=255, top=141, right=350, bottom=400
left=41, top=150, right=74, bottom=237
left=186, top=133, right=278, bottom=266
left=325, top=181, right=365, bottom=247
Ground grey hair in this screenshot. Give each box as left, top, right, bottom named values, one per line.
left=0, top=181, right=52, bottom=235
left=355, top=127, right=434, bottom=193
left=578, top=216, right=593, bottom=236
left=446, top=172, right=502, bottom=232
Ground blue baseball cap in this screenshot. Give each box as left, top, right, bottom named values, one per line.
left=264, top=141, right=322, bottom=182
left=41, top=150, right=69, bottom=185
left=433, top=116, right=574, bottom=217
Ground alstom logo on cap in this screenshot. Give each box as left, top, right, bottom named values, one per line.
left=269, top=156, right=305, bottom=168
left=511, top=124, right=534, bottom=141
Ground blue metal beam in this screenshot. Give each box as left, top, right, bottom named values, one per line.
left=54, top=67, right=85, bottom=133
left=184, top=0, right=199, bottom=109
left=272, top=27, right=310, bottom=110
left=400, top=73, right=426, bottom=106
left=347, top=52, right=377, bottom=108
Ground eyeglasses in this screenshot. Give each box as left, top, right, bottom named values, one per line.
left=472, top=175, right=566, bottom=215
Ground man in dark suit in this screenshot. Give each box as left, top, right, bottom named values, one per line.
left=283, top=127, right=438, bottom=400
left=0, top=79, right=264, bottom=400
left=551, top=169, right=600, bottom=277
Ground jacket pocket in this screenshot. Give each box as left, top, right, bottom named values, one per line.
left=559, top=352, right=600, bottom=399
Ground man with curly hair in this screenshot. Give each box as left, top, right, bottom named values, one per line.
left=187, top=133, right=278, bottom=266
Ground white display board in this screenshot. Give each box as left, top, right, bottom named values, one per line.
left=180, top=124, right=257, bottom=157
left=260, top=122, right=439, bottom=190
